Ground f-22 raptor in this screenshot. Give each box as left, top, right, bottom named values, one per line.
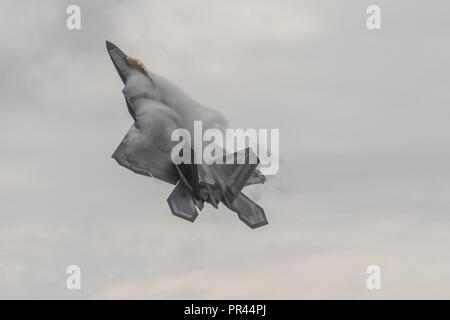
left=106, top=41, right=268, bottom=229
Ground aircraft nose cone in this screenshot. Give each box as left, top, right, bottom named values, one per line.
left=106, top=40, right=118, bottom=51
left=106, top=40, right=127, bottom=60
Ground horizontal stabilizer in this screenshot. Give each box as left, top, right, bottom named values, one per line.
left=167, top=182, right=198, bottom=222
left=224, top=192, right=268, bottom=229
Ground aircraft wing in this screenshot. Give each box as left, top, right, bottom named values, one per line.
left=112, top=121, right=179, bottom=185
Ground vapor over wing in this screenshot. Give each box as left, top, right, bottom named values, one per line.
left=112, top=101, right=181, bottom=185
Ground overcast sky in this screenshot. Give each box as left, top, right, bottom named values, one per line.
left=1, top=0, right=450, bottom=299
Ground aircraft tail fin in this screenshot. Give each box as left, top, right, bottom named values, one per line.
left=211, top=148, right=261, bottom=203
left=245, top=169, right=266, bottom=186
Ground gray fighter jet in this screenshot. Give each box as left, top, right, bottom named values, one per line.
left=106, top=41, right=268, bottom=228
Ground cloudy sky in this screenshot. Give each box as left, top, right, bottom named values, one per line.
left=1, top=0, right=450, bottom=299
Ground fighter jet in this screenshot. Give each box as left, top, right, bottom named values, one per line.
left=106, top=40, right=268, bottom=228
